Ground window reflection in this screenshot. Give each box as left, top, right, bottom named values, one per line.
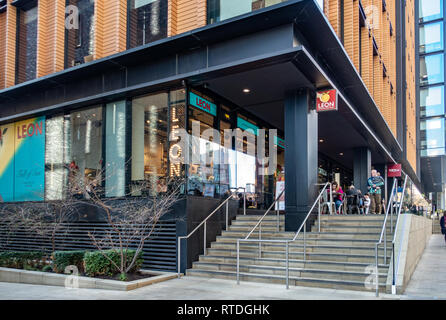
left=68, top=107, right=103, bottom=196
left=420, top=54, right=444, bottom=85
left=419, top=0, right=443, bottom=23
left=208, top=0, right=287, bottom=24
left=421, top=118, right=446, bottom=156
left=128, top=0, right=168, bottom=49
left=65, top=0, right=95, bottom=67
left=420, top=22, right=443, bottom=54
left=420, top=86, right=444, bottom=117
left=16, top=6, right=38, bottom=83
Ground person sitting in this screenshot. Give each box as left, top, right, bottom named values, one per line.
left=331, top=182, right=344, bottom=214
left=345, top=185, right=360, bottom=215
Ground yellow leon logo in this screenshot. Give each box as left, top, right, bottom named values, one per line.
left=317, top=92, right=331, bottom=103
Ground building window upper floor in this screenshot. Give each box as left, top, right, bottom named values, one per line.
left=16, top=3, right=38, bottom=84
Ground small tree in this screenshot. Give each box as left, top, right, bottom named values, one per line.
left=83, top=176, right=184, bottom=280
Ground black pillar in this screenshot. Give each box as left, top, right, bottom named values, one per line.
left=353, top=147, right=371, bottom=193
left=284, top=89, right=318, bottom=232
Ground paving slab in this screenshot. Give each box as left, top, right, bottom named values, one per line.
left=402, top=235, right=446, bottom=300
left=0, top=276, right=399, bottom=300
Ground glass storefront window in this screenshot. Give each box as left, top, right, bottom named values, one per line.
left=421, top=118, right=446, bottom=156
left=420, top=22, right=444, bottom=54
left=128, top=0, right=168, bottom=49
left=131, top=92, right=169, bottom=195
left=67, top=107, right=103, bottom=196
left=65, top=0, right=95, bottom=67
left=105, top=101, right=127, bottom=197
left=208, top=0, right=287, bottom=24
left=420, top=54, right=444, bottom=86
left=45, top=116, right=69, bottom=200
left=187, top=97, right=219, bottom=197
left=419, top=0, right=443, bottom=23
left=420, top=86, right=445, bottom=117
left=16, top=6, right=38, bottom=84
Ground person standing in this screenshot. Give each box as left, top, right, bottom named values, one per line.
left=367, top=169, right=385, bottom=214
left=440, top=213, right=446, bottom=244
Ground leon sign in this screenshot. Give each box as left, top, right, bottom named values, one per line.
left=388, top=164, right=402, bottom=177
left=316, top=89, right=338, bottom=112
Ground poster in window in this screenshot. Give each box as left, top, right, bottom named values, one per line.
left=275, top=181, right=285, bottom=211
left=13, top=117, right=46, bottom=201
left=0, top=123, right=15, bottom=202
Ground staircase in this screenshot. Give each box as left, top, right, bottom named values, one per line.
left=186, top=214, right=393, bottom=292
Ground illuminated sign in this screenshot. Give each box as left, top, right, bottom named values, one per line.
left=316, top=89, right=338, bottom=112
left=189, top=92, right=217, bottom=116
left=237, top=117, right=259, bottom=136
left=275, top=136, right=285, bottom=149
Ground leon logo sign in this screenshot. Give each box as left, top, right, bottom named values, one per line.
left=316, top=89, right=338, bottom=112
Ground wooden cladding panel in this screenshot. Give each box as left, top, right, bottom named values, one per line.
left=0, top=12, right=6, bottom=88
left=37, top=0, right=65, bottom=77
left=173, top=0, right=206, bottom=35
left=1, top=0, right=16, bottom=88
left=327, top=0, right=341, bottom=38
left=168, top=0, right=178, bottom=37
left=405, top=0, right=417, bottom=172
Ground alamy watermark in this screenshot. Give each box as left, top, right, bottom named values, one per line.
left=169, top=121, right=278, bottom=174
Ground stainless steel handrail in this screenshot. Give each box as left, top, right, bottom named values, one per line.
left=244, top=189, right=285, bottom=241
left=390, top=175, right=408, bottom=295
left=236, top=182, right=332, bottom=288
left=373, top=176, right=401, bottom=296
left=177, top=187, right=246, bottom=278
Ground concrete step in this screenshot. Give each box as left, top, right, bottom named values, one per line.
left=198, top=255, right=390, bottom=273
left=229, top=225, right=285, bottom=232
left=231, top=220, right=284, bottom=227
left=319, top=215, right=386, bottom=221
left=215, top=235, right=389, bottom=246
left=186, top=269, right=387, bottom=292
left=312, top=226, right=394, bottom=234
left=318, top=220, right=390, bottom=227
left=221, top=230, right=382, bottom=240
left=205, top=248, right=386, bottom=263
left=191, top=261, right=388, bottom=282
left=235, top=215, right=285, bottom=221
left=210, top=241, right=392, bottom=256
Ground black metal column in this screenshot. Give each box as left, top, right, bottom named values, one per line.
left=284, top=89, right=318, bottom=232
left=353, top=147, right=371, bottom=194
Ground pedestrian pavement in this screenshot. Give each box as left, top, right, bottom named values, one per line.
left=0, top=276, right=399, bottom=300
left=401, top=234, right=446, bottom=300
left=1, top=235, right=445, bottom=300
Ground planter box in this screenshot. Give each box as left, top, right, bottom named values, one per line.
left=0, top=268, right=177, bottom=291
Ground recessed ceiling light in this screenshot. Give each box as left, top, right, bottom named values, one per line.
left=339, top=152, right=344, bottom=156
left=243, top=88, right=251, bottom=93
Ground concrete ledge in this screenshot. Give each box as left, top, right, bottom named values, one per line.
left=386, top=214, right=432, bottom=294
left=0, top=268, right=177, bottom=291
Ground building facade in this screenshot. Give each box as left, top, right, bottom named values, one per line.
left=417, top=0, right=446, bottom=211
left=0, top=0, right=423, bottom=272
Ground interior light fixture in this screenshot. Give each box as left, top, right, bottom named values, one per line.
left=243, top=88, right=251, bottom=93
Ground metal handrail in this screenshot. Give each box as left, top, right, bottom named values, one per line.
left=177, top=187, right=246, bottom=278
left=236, top=182, right=332, bottom=288
left=390, top=175, right=408, bottom=295
left=244, top=188, right=285, bottom=241
left=373, top=176, right=403, bottom=296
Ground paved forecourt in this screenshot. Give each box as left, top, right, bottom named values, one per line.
left=0, top=276, right=399, bottom=300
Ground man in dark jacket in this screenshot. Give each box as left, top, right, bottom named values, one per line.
left=367, top=170, right=385, bottom=214
left=441, top=213, right=446, bottom=243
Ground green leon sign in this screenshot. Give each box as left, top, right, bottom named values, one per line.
left=189, top=92, right=217, bottom=116
left=237, top=117, right=259, bottom=136
left=275, top=136, right=285, bottom=149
